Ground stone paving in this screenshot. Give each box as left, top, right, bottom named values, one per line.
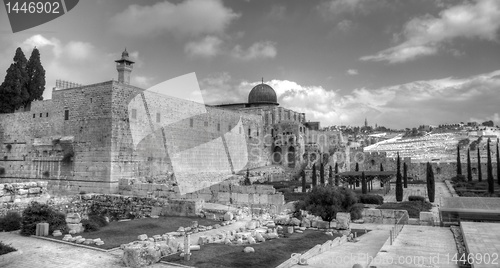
left=0, top=231, right=175, bottom=268
left=460, top=222, right=500, bottom=268
left=369, top=225, right=460, bottom=268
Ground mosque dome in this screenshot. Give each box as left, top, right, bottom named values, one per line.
left=248, top=82, right=278, bottom=105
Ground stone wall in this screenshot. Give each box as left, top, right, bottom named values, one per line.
left=362, top=208, right=410, bottom=223
left=117, top=178, right=284, bottom=209
left=0, top=181, right=49, bottom=217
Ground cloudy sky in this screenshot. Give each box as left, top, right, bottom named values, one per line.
left=1, top=0, right=500, bottom=129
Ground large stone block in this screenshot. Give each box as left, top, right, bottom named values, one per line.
left=67, top=223, right=84, bottom=233
left=65, top=213, right=81, bottom=224
left=380, top=209, right=395, bottom=218
left=363, top=209, right=381, bottom=218
left=336, top=212, right=350, bottom=230
left=217, top=192, right=230, bottom=203
left=237, top=193, right=248, bottom=204
left=419, top=212, right=434, bottom=223
left=122, top=241, right=162, bottom=267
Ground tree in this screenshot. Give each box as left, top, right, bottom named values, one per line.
left=478, top=147, right=482, bottom=182
left=497, top=138, right=500, bottom=186
left=361, top=172, right=367, bottom=194
left=355, top=162, right=359, bottom=171
left=320, top=162, right=325, bottom=185
left=0, top=47, right=29, bottom=113
left=312, top=164, right=317, bottom=187
left=403, top=162, right=408, bottom=188
left=334, top=162, right=339, bottom=186
left=396, top=153, right=403, bottom=202
left=328, top=165, right=333, bottom=186
left=467, top=148, right=472, bottom=182
left=294, top=186, right=357, bottom=227
left=380, top=163, right=384, bottom=171
left=487, top=138, right=494, bottom=194
left=301, top=169, right=306, bottom=193
left=426, top=162, right=435, bottom=202
left=456, top=145, right=462, bottom=176
left=25, top=47, right=45, bottom=105
left=354, top=162, right=359, bottom=187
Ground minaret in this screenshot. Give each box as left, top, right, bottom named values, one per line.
left=115, top=48, right=135, bottom=84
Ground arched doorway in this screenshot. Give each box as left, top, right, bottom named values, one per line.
left=288, top=146, right=295, bottom=168
left=273, top=146, right=282, bottom=164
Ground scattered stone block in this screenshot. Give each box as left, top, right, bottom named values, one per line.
left=122, top=241, right=162, bottom=267
left=65, top=213, right=82, bottom=224
left=137, top=234, right=148, bottom=241
left=76, top=238, right=86, bottom=244
left=67, top=223, right=84, bottom=234
left=177, top=227, right=185, bottom=232
left=83, top=239, right=95, bottom=245
left=295, top=230, right=303, bottom=233
left=289, top=217, right=301, bottom=226
left=243, top=247, right=255, bottom=253
left=190, top=245, right=200, bottom=251
left=245, top=220, right=257, bottom=230
left=247, top=236, right=256, bottom=244
left=52, top=230, right=62, bottom=237
left=336, top=212, right=351, bottom=230
left=223, top=212, right=233, bottom=221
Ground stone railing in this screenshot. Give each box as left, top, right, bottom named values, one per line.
left=276, top=235, right=348, bottom=268
left=362, top=209, right=409, bottom=224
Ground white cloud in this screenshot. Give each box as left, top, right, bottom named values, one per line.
left=64, top=41, right=94, bottom=61
left=185, top=36, right=223, bottom=58
left=200, top=70, right=500, bottom=128
left=109, top=0, right=240, bottom=37
left=319, top=0, right=384, bottom=17
left=337, top=19, right=354, bottom=32
left=361, top=0, right=500, bottom=63
left=133, top=75, right=155, bottom=88
left=231, top=41, right=277, bottom=61
left=347, top=69, right=358, bottom=75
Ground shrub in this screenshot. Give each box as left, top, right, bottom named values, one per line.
left=295, top=186, right=357, bottom=223
left=0, top=241, right=16, bottom=256
left=5, top=144, right=12, bottom=151
left=20, top=202, right=67, bottom=236
left=0, top=211, right=22, bottom=232
left=358, top=194, right=384, bottom=205
left=408, top=195, right=425, bottom=202
left=451, top=175, right=467, bottom=184
left=42, top=171, right=49, bottom=177
left=0, top=167, right=5, bottom=175
left=350, top=203, right=364, bottom=221
left=82, top=219, right=100, bottom=232
left=88, top=214, right=108, bottom=227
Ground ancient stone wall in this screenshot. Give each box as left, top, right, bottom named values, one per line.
left=0, top=181, right=49, bottom=217
left=0, top=82, right=116, bottom=194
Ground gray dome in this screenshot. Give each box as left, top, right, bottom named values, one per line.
left=248, top=83, right=278, bottom=105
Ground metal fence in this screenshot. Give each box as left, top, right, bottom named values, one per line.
left=389, top=214, right=406, bottom=245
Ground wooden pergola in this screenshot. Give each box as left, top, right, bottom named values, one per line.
left=337, top=171, right=396, bottom=193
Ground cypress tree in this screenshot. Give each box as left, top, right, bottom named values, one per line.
left=355, top=162, right=359, bottom=171
left=380, top=163, right=384, bottom=171
left=403, top=162, right=408, bottom=188
left=25, top=47, right=45, bottom=105
left=396, top=153, right=403, bottom=202
left=320, top=162, right=325, bottom=185
left=426, top=162, right=435, bottom=202
left=497, top=138, right=500, bottom=186
left=301, top=169, right=306, bottom=193
left=478, top=147, right=482, bottom=182
left=0, top=47, right=29, bottom=113
left=487, top=138, right=494, bottom=194
left=361, top=172, right=367, bottom=194
left=334, top=162, right=339, bottom=186
left=457, top=144, right=462, bottom=176
left=312, top=163, right=317, bottom=187
left=328, top=165, right=333, bottom=186
left=467, top=148, right=472, bottom=182
left=354, top=162, right=359, bottom=187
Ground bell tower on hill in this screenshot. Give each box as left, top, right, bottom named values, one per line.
left=115, top=48, right=135, bottom=85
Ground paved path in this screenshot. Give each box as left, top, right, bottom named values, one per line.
left=291, top=223, right=392, bottom=268
left=0, top=231, right=175, bottom=268
left=369, top=225, right=459, bottom=268
left=460, top=222, right=500, bottom=268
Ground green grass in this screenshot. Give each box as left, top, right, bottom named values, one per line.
left=55, top=216, right=219, bottom=249
left=0, top=241, right=16, bottom=255
left=163, top=229, right=368, bottom=268
left=376, top=201, right=432, bottom=218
